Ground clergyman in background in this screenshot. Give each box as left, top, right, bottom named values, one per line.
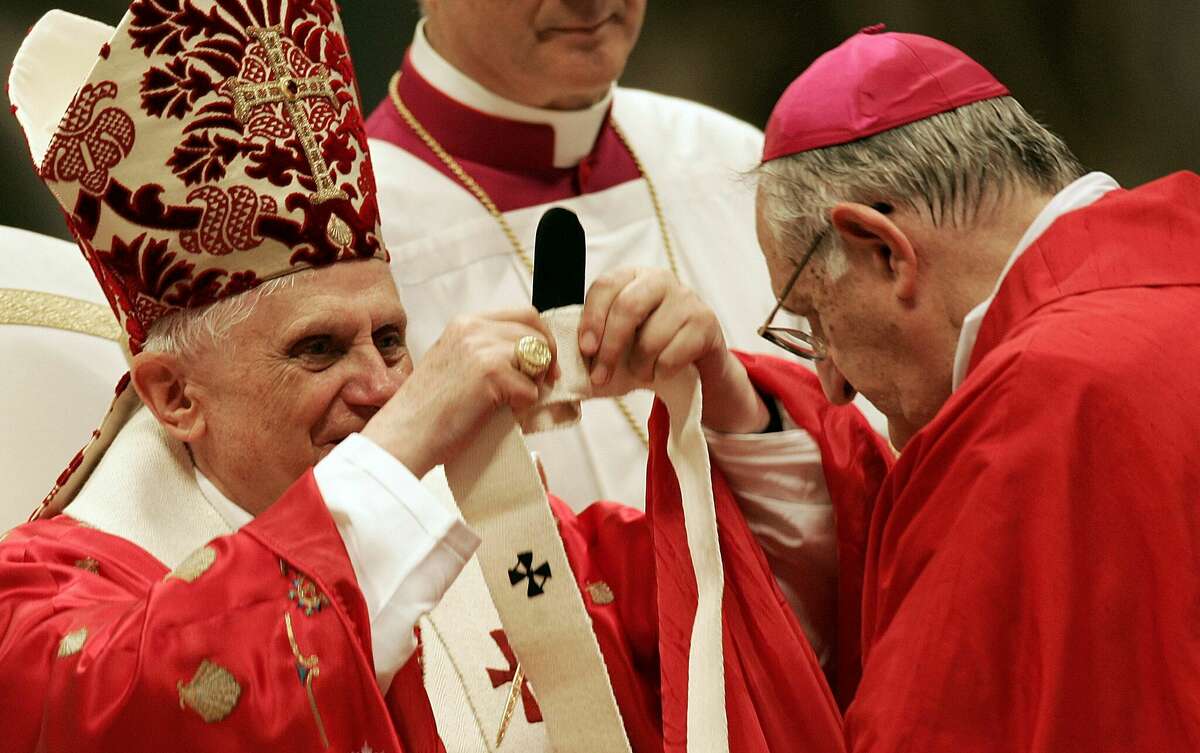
left=364, top=0, right=887, bottom=509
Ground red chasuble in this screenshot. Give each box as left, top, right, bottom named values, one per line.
left=828, top=172, right=1200, bottom=750
left=646, top=357, right=893, bottom=752
left=0, top=473, right=444, bottom=752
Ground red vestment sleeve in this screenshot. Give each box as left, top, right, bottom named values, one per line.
left=734, top=352, right=895, bottom=706
left=551, top=354, right=890, bottom=753
left=643, top=352, right=888, bottom=753
left=0, top=471, right=437, bottom=752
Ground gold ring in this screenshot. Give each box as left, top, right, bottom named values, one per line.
left=514, top=335, right=552, bottom=378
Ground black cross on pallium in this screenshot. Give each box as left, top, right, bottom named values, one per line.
left=508, top=551, right=552, bottom=598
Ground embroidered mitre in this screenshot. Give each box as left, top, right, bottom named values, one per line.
left=26, top=0, right=387, bottom=349
left=7, top=0, right=388, bottom=519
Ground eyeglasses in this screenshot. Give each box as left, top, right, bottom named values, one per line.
left=757, top=226, right=830, bottom=361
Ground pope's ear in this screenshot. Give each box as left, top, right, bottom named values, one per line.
left=830, top=202, right=918, bottom=301
left=129, top=351, right=205, bottom=444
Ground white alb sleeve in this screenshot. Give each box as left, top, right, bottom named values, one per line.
left=703, top=410, right=837, bottom=666
left=312, top=433, right=480, bottom=693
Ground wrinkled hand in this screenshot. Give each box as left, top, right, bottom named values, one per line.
left=362, top=307, right=557, bottom=477
left=578, top=267, right=769, bottom=434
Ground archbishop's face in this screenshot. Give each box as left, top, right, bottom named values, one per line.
left=424, top=0, right=646, bottom=108
left=186, top=259, right=411, bottom=511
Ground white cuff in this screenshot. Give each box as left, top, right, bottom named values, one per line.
left=313, top=433, right=480, bottom=692
left=704, top=418, right=837, bottom=666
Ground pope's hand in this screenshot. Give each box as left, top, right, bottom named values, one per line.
left=361, top=307, right=557, bottom=478
left=578, top=267, right=769, bottom=434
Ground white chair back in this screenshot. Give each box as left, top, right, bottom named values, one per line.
left=0, top=225, right=127, bottom=530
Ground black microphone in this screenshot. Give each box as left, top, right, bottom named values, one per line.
left=531, top=207, right=586, bottom=312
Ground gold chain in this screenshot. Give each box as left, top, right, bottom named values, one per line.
left=388, top=72, right=681, bottom=448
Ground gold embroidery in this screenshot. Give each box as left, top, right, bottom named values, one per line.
left=288, top=573, right=330, bottom=616
left=421, top=616, right=491, bottom=750
left=74, top=557, right=101, bottom=574
left=325, top=214, right=353, bottom=249
left=165, top=545, right=217, bottom=583
left=226, top=27, right=347, bottom=204
left=586, top=581, right=615, bottom=606
left=0, top=288, right=120, bottom=340
left=285, top=612, right=330, bottom=748
left=495, top=662, right=526, bottom=747
left=178, top=659, right=241, bottom=723
left=57, top=627, right=88, bottom=658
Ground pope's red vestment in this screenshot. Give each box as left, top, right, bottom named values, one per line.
left=0, top=365, right=887, bottom=753
left=801, top=171, right=1200, bottom=751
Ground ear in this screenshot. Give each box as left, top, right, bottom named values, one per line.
left=129, top=351, right=207, bottom=444
left=829, top=202, right=919, bottom=301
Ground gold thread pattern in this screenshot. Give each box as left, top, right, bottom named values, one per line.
left=287, top=573, right=330, bottom=617
left=420, top=615, right=492, bottom=750
left=178, top=659, right=242, bottom=723
left=285, top=612, right=330, bottom=748
left=165, top=545, right=217, bottom=583
left=585, top=581, right=615, bottom=606
left=387, top=74, right=679, bottom=448
left=227, top=26, right=347, bottom=204
left=495, top=662, right=526, bottom=747
left=57, top=627, right=89, bottom=658
left=0, top=288, right=120, bottom=340
left=325, top=214, right=353, bottom=249
left=74, top=557, right=101, bottom=574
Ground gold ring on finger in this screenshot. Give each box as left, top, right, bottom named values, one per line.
left=514, top=335, right=552, bottom=378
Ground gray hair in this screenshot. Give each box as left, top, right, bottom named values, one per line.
left=755, top=96, right=1085, bottom=258
left=141, top=274, right=300, bottom=357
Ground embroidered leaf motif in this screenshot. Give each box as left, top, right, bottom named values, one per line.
left=178, top=659, right=241, bottom=723
left=129, top=0, right=247, bottom=59
left=185, top=99, right=244, bottom=136
left=141, top=58, right=215, bottom=120
left=74, top=558, right=101, bottom=575
left=57, top=627, right=89, bottom=659
left=168, top=131, right=243, bottom=185
left=128, top=0, right=190, bottom=58
left=166, top=545, right=217, bottom=583
left=586, top=581, right=615, bottom=605
left=165, top=268, right=228, bottom=309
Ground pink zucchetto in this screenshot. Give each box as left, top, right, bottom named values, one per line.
left=762, top=24, right=1010, bottom=162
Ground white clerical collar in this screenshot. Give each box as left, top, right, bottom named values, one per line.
left=409, top=18, right=613, bottom=168
left=951, top=171, right=1120, bottom=389
left=195, top=467, right=253, bottom=531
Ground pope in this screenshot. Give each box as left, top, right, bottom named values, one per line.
left=748, top=25, right=1200, bottom=750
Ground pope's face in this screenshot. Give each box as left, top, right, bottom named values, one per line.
left=184, top=259, right=412, bottom=512
left=423, top=0, right=646, bottom=109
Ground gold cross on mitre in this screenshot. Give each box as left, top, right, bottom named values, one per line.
left=225, top=26, right=348, bottom=205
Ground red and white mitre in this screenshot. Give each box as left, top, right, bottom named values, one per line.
left=8, top=1, right=388, bottom=518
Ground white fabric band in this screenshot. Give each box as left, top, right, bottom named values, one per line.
left=444, top=305, right=727, bottom=753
